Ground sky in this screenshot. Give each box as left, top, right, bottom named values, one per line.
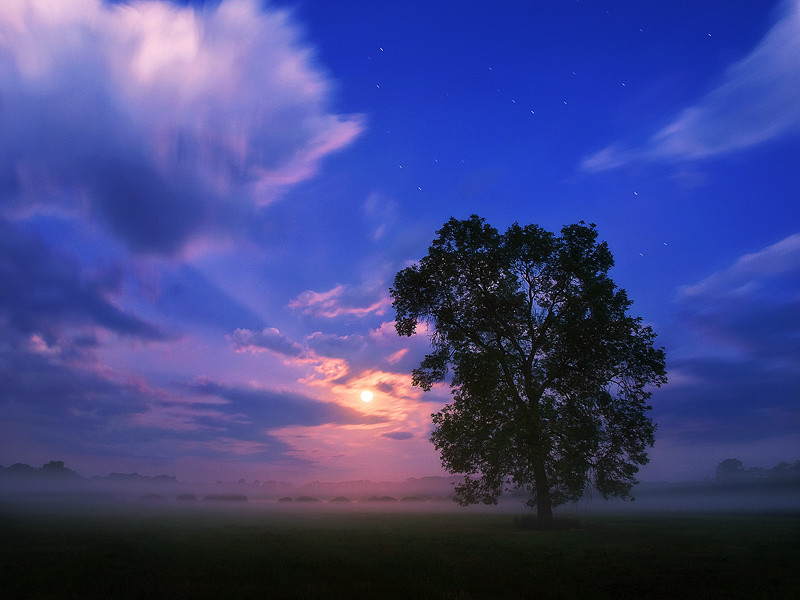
left=1, top=0, right=798, bottom=485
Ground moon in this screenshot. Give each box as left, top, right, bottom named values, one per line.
left=360, top=390, right=373, bottom=403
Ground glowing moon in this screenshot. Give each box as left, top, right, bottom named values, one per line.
left=360, top=390, right=373, bottom=403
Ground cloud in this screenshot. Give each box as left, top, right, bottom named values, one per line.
left=582, top=0, right=800, bottom=172
left=289, top=284, right=390, bottom=319
left=305, top=321, right=432, bottom=374
left=0, top=346, right=144, bottom=421
left=0, top=334, right=163, bottom=460
left=679, top=233, right=800, bottom=300
left=230, top=327, right=304, bottom=357
left=654, top=356, right=799, bottom=445
left=0, top=0, right=363, bottom=255
left=677, top=233, right=800, bottom=363
left=363, top=191, right=398, bottom=242
left=0, top=217, right=166, bottom=343
left=382, top=431, right=414, bottom=441
left=186, top=379, right=383, bottom=428
left=653, top=233, right=800, bottom=452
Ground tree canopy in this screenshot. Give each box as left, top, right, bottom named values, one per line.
left=391, top=215, right=667, bottom=526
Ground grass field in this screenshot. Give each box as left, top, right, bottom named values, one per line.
left=1, top=501, right=798, bottom=599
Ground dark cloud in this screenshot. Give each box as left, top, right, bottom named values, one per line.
left=0, top=218, right=166, bottom=342
left=187, top=379, right=384, bottom=428
left=0, top=347, right=144, bottom=421
left=654, top=357, right=799, bottom=445
left=382, top=431, right=414, bottom=441
left=658, top=233, right=800, bottom=446
left=677, top=233, right=800, bottom=364
left=89, top=158, right=210, bottom=256
left=0, top=339, right=326, bottom=466
left=0, top=337, right=157, bottom=461
left=229, top=327, right=304, bottom=357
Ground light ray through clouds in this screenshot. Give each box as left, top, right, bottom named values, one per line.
left=582, top=0, right=800, bottom=172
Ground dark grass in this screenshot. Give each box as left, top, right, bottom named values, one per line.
left=1, top=502, right=798, bottom=599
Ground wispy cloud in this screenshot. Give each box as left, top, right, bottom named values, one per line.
left=582, top=0, right=800, bottom=172
left=363, top=191, right=398, bottom=242
left=0, top=0, right=363, bottom=255
left=653, top=233, right=800, bottom=453
left=289, top=284, right=390, bottom=319
left=230, top=327, right=304, bottom=358
left=677, top=232, right=800, bottom=364
left=679, top=233, right=800, bottom=301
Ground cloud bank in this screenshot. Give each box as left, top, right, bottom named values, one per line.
left=582, top=0, right=800, bottom=172
left=0, top=217, right=165, bottom=343
left=656, top=233, right=800, bottom=450
left=678, top=233, right=800, bottom=364
left=0, top=0, right=363, bottom=255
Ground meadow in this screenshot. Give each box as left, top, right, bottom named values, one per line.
left=1, top=500, right=798, bottom=599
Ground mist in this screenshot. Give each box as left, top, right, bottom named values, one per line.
left=2, top=459, right=798, bottom=519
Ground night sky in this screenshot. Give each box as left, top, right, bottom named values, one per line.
left=1, top=0, right=798, bottom=484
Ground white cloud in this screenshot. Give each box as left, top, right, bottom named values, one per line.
left=363, top=191, right=398, bottom=242
left=582, top=0, right=800, bottom=172
left=0, top=0, right=363, bottom=254
left=679, top=233, right=800, bottom=300
left=229, top=327, right=304, bottom=357
left=289, top=283, right=390, bottom=319
left=677, top=232, right=800, bottom=364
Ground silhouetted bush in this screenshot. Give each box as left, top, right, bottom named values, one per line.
left=203, top=494, right=247, bottom=502
left=367, top=495, right=397, bottom=502
left=41, top=461, right=80, bottom=478
left=329, top=496, right=351, bottom=503
left=139, top=493, right=168, bottom=501
left=294, top=496, right=320, bottom=502
left=277, top=496, right=293, bottom=502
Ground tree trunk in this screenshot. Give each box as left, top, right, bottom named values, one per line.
left=532, top=457, right=554, bottom=529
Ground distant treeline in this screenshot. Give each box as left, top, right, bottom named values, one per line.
left=0, top=460, right=81, bottom=479
left=714, top=458, right=800, bottom=485
left=2, top=458, right=799, bottom=492
left=0, top=460, right=175, bottom=484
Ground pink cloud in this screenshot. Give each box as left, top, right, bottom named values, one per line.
left=386, top=348, right=409, bottom=364
left=289, top=284, right=390, bottom=318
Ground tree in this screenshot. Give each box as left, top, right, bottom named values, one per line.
left=391, top=215, right=666, bottom=527
left=715, top=458, right=745, bottom=481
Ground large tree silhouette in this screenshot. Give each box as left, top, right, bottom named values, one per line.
left=391, top=215, right=666, bottom=527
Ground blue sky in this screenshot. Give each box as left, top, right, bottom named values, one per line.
left=1, top=0, right=798, bottom=483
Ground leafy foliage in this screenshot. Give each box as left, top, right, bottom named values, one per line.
left=391, top=215, right=667, bottom=521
